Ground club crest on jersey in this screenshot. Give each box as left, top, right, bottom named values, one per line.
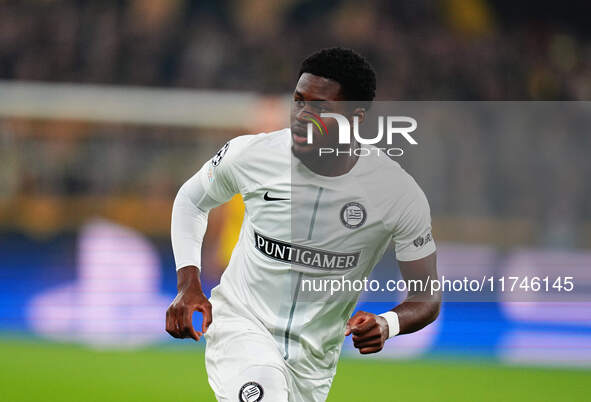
left=340, top=202, right=367, bottom=229
left=211, top=141, right=230, bottom=167
left=239, top=381, right=264, bottom=402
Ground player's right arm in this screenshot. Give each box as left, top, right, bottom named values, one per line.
left=166, top=136, right=250, bottom=341
left=166, top=265, right=211, bottom=341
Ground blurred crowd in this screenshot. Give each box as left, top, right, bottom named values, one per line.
left=1, top=0, right=591, bottom=99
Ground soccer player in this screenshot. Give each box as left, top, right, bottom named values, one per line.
left=166, top=48, right=440, bottom=402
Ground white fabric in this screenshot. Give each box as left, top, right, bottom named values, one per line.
left=379, top=311, right=401, bottom=338
left=172, top=128, right=436, bottom=384
left=170, top=163, right=225, bottom=271
left=204, top=305, right=332, bottom=402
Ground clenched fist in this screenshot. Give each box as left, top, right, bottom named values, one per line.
left=345, top=311, right=389, bottom=354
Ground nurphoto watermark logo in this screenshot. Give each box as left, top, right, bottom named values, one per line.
left=304, top=111, right=418, bottom=157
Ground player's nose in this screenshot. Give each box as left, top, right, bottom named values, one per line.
left=295, top=108, right=310, bottom=122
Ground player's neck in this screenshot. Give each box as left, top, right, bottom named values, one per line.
left=297, top=144, right=361, bottom=177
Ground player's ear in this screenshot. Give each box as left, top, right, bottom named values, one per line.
left=351, top=107, right=366, bottom=125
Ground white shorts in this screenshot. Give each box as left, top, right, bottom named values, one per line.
left=204, top=316, right=333, bottom=402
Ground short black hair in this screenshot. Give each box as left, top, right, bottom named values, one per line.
left=298, top=47, right=376, bottom=102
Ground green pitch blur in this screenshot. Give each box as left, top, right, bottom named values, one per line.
left=0, top=339, right=589, bottom=401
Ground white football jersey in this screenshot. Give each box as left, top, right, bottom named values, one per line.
left=194, top=128, right=435, bottom=378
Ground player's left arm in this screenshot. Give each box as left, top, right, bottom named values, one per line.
left=346, top=252, right=440, bottom=354
left=346, top=180, right=441, bottom=354
left=391, top=252, right=440, bottom=334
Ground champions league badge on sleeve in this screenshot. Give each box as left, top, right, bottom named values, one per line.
left=211, top=141, right=230, bottom=167
left=208, top=141, right=230, bottom=182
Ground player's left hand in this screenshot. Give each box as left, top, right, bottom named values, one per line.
left=345, top=311, right=389, bottom=354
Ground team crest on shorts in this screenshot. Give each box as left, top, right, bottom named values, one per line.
left=239, top=381, right=264, bottom=402
left=340, top=202, right=367, bottom=229
left=211, top=141, right=230, bottom=167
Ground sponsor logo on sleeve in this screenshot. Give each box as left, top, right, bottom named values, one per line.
left=413, top=232, right=432, bottom=248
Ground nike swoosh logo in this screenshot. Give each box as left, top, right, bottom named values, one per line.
left=264, top=192, right=289, bottom=201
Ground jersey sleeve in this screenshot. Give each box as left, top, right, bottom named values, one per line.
left=203, top=135, right=253, bottom=203
left=391, top=184, right=436, bottom=262
left=170, top=135, right=252, bottom=271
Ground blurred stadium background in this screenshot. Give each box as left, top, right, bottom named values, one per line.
left=0, top=0, right=590, bottom=401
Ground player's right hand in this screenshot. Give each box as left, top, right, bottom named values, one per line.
left=165, top=266, right=212, bottom=342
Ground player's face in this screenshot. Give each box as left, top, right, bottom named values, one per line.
left=290, top=73, right=349, bottom=157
